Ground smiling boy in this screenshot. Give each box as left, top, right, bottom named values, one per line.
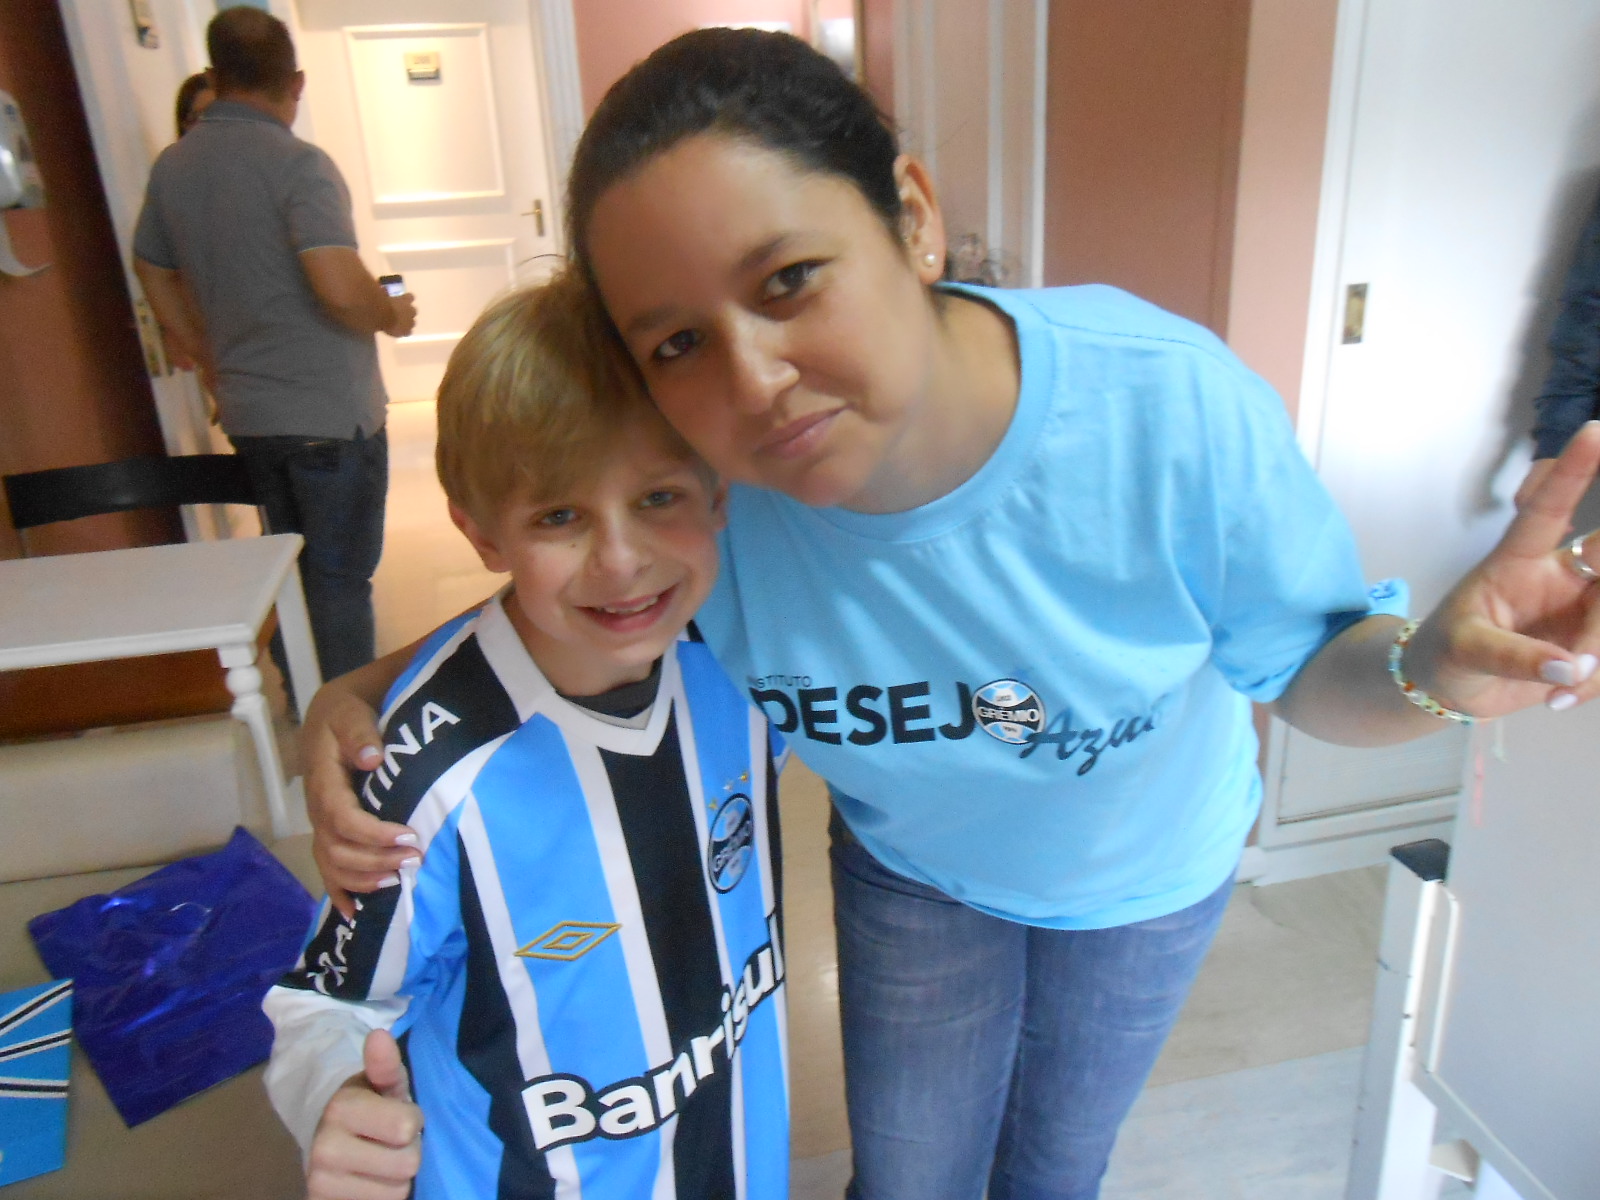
left=263, top=273, right=788, bottom=1200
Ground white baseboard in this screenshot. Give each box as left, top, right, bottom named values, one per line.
left=1238, top=817, right=1457, bottom=887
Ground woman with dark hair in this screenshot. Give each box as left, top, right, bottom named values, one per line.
left=174, top=71, right=214, bottom=138
left=303, top=28, right=1600, bottom=1200
left=155, top=72, right=217, bottom=380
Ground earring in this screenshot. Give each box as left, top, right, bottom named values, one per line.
left=922, top=252, right=939, bottom=268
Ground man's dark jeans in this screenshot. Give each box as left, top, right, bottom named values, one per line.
left=230, top=429, right=387, bottom=681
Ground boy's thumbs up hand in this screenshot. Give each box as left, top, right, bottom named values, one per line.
left=306, top=1030, right=424, bottom=1200
left=362, top=1027, right=411, bottom=1100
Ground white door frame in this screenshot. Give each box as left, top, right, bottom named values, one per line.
left=1241, top=0, right=1469, bottom=887
left=524, top=0, right=583, bottom=250
left=892, top=0, right=1047, bottom=288
left=1293, top=0, right=1371, bottom=473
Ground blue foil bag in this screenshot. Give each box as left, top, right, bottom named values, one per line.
left=27, top=828, right=314, bottom=1127
left=0, top=979, right=72, bottom=1184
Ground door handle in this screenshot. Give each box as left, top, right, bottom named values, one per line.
left=520, top=198, right=546, bottom=237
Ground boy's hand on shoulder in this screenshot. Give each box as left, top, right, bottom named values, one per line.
left=307, top=1030, right=423, bottom=1200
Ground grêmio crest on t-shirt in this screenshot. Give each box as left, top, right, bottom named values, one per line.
left=745, top=672, right=1157, bottom=777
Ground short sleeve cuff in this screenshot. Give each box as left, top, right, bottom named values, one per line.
left=1322, top=576, right=1410, bottom=650
left=1233, top=578, right=1411, bottom=703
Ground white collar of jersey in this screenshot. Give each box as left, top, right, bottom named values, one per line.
left=473, top=592, right=678, bottom=757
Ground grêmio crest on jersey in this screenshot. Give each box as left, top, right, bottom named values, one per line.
left=746, top=670, right=1158, bottom=776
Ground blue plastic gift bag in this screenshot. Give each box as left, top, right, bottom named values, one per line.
left=0, top=979, right=72, bottom=1185
left=27, top=827, right=315, bottom=1127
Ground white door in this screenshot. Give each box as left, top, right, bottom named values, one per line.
left=1252, top=0, right=1600, bottom=884
left=294, top=0, right=561, bottom=405
left=56, top=0, right=240, bottom=538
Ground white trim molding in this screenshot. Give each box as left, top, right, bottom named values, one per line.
left=1294, top=0, right=1372, bottom=470
left=342, top=24, right=507, bottom=206
left=893, top=0, right=1048, bottom=288
left=527, top=0, right=583, bottom=252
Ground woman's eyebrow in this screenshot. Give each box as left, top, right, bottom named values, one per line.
left=737, top=234, right=792, bottom=274
left=624, top=304, right=680, bottom=339
left=621, top=234, right=799, bottom=339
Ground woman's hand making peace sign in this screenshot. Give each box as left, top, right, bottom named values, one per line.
left=1410, top=419, right=1600, bottom=718
left=1276, top=420, right=1600, bottom=745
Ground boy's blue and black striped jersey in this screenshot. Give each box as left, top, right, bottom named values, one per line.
left=265, top=595, right=789, bottom=1200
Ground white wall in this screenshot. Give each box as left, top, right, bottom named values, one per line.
left=1304, top=0, right=1600, bottom=607
left=1260, top=0, right=1600, bottom=880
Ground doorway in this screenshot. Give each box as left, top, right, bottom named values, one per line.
left=293, top=0, right=563, bottom=407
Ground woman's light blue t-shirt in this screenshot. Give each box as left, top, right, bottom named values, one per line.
left=696, top=284, right=1397, bottom=929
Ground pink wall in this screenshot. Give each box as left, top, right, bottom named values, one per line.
left=1042, top=0, right=1251, bottom=334
left=1224, top=0, right=1340, bottom=419
left=859, top=0, right=893, bottom=117
left=576, top=0, right=856, bottom=115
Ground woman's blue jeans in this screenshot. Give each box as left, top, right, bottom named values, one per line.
left=828, top=805, right=1233, bottom=1200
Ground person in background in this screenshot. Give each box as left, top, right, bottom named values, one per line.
left=161, top=75, right=219, bottom=378
left=174, top=71, right=214, bottom=138
left=132, top=7, right=415, bottom=679
left=1519, top=186, right=1600, bottom=508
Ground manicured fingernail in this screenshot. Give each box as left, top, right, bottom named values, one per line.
left=399, top=857, right=421, bottom=871
left=357, top=745, right=382, bottom=766
left=394, top=833, right=420, bottom=848
left=1548, top=691, right=1579, bottom=712
left=1579, top=654, right=1598, bottom=682
left=1540, top=660, right=1578, bottom=686
left=377, top=873, right=401, bottom=888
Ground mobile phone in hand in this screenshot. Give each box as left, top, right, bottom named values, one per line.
left=379, top=274, right=406, bottom=298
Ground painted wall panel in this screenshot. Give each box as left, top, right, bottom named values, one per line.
left=1225, top=0, right=1339, bottom=418
left=1043, top=0, right=1249, bottom=334
left=345, top=25, right=505, bottom=204
left=573, top=0, right=852, bottom=114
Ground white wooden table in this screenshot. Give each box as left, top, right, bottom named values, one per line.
left=0, top=535, right=322, bottom=836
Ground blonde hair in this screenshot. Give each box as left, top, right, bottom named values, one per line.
left=435, top=270, right=688, bottom=523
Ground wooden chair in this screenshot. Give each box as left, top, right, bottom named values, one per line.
left=0, top=455, right=272, bottom=739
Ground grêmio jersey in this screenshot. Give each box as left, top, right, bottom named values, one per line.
left=264, top=595, right=789, bottom=1200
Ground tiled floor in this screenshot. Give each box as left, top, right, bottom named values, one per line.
left=371, top=399, right=504, bottom=656
left=1101, top=1048, right=1365, bottom=1200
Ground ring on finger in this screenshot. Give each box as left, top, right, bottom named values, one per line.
left=1566, top=531, right=1600, bottom=583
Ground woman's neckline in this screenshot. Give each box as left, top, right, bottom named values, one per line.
left=775, top=284, right=1054, bottom=542
left=837, top=287, right=1023, bottom=516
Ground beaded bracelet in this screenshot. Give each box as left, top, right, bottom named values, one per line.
left=1387, top=619, right=1476, bottom=725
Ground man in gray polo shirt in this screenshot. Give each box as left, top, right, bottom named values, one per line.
left=133, top=7, right=415, bottom=680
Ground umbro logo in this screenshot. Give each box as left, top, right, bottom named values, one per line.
left=515, top=921, right=621, bottom=961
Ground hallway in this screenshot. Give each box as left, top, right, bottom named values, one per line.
left=371, top=400, right=504, bottom=657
